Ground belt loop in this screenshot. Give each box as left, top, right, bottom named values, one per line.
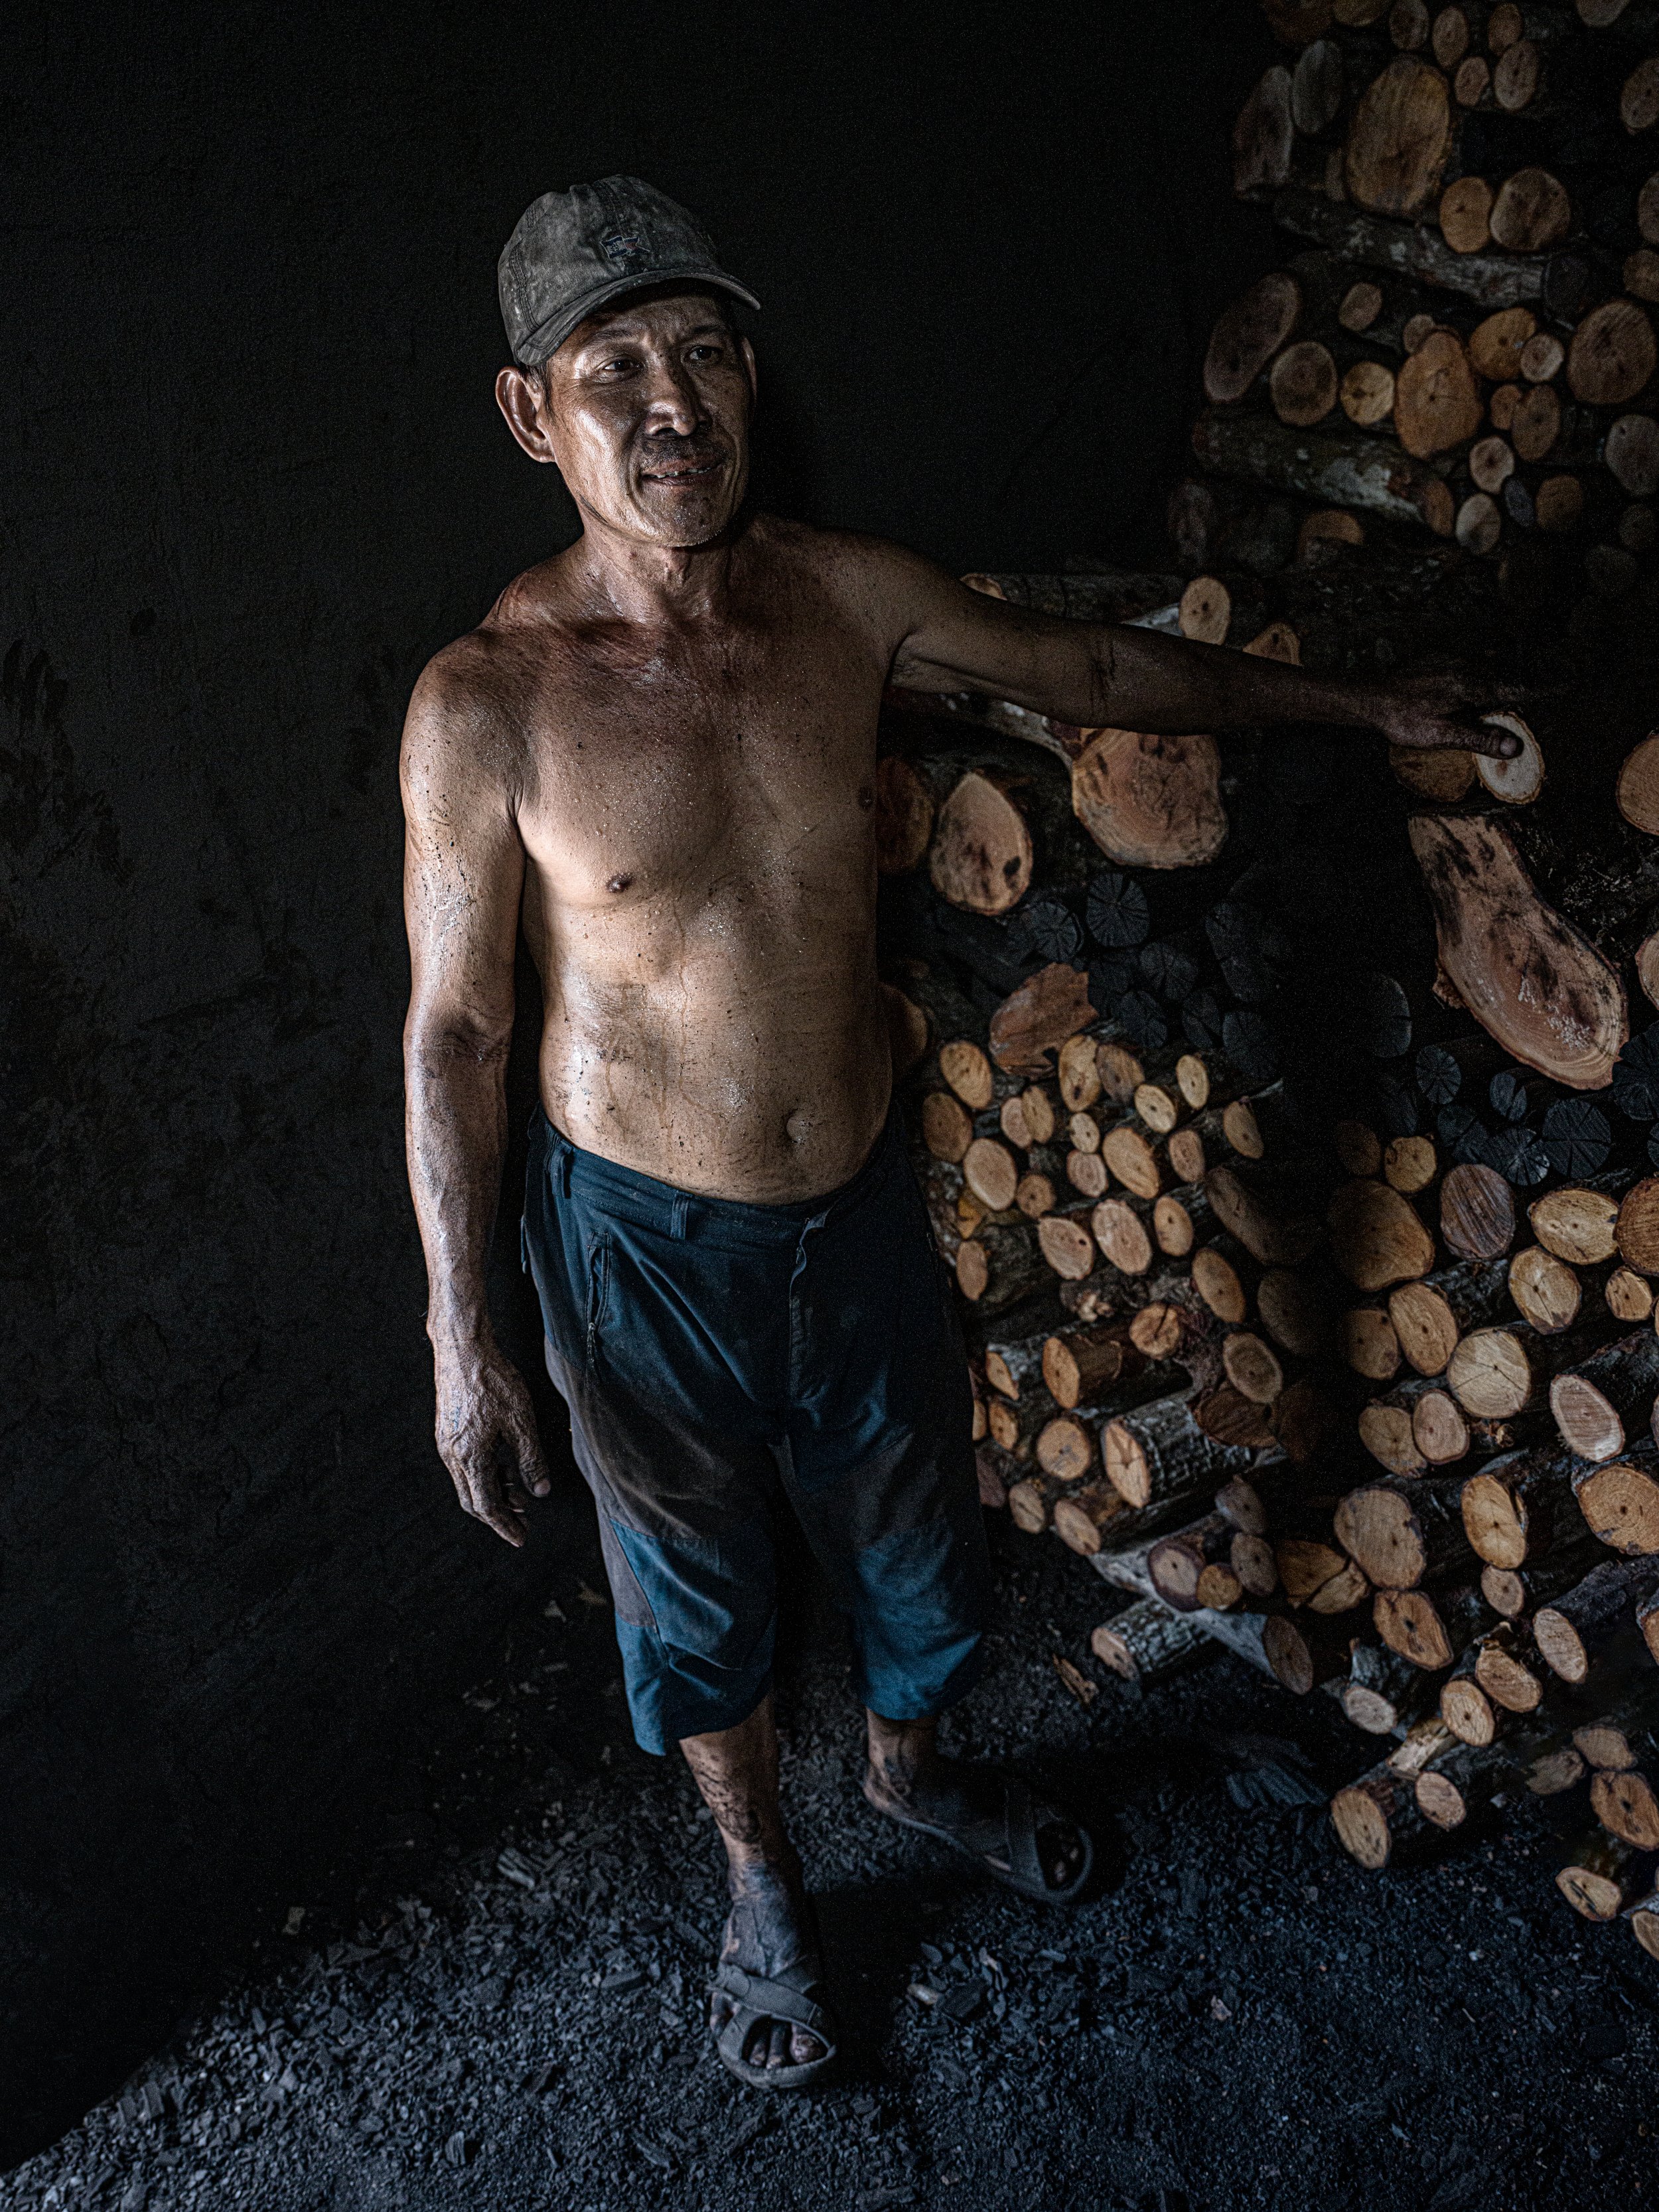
left=559, top=1142, right=573, bottom=1201
left=672, top=1194, right=690, bottom=1240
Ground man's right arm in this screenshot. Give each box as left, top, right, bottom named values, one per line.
left=401, top=661, right=549, bottom=1547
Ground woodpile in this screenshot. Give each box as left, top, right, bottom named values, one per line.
left=883, top=0, right=1659, bottom=1962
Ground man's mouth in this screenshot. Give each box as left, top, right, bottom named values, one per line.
left=640, top=457, right=723, bottom=484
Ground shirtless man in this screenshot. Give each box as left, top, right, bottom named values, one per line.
left=401, top=177, right=1515, bottom=2090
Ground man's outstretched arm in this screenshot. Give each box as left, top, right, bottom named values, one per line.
left=401, top=666, right=549, bottom=1547
left=871, top=542, right=1517, bottom=758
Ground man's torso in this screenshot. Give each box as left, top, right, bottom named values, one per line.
left=443, top=514, right=903, bottom=1201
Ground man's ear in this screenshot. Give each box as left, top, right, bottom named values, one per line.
left=740, top=334, right=758, bottom=408
left=495, top=365, right=559, bottom=464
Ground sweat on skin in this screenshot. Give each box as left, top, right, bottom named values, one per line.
left=400, top=188, right=1517, bottom=2084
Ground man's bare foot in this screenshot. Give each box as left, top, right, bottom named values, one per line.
left=709, top=1858, right=830, bottom=2071
left=863, top=1714, right=1090, bottom=1895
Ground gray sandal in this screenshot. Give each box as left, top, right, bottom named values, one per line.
left=709, top=1957, right=839, bottom=2091
left=877, top=1777, right=1094, bottom=1905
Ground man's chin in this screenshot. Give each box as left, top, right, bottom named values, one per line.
left=626, top=490, right=740, bottom=546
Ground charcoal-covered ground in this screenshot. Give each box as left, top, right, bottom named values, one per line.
left=7, top=1511, right=1656, bottom=2212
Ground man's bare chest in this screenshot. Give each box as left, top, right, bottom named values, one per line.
left=518, top=622, right=887, bottom=905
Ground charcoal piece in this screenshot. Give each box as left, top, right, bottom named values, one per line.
left=1488, top=1070, right=1530, bottom=1124
left=1089, top=954, right=1139, bottom=1011
left=1363, top=973, right=1413, bottom=1061
left=1206, top=902, right=1277, bottom=1004
left=1540, top=1097, right=1611, bottom=1179
left=1118, top=990, right=1169, bottom=1051
left=1486, top=1125, right=1550, bottom=1187
left=1087, top=869, right=1150, bottom=949
left=1416, top=1044, right=1461, bottom=1106
left=1374, top=1070, right=1420, bottom=1139
left=1017, top=893, right=1084, bottom=965
left=1437, top=1104, right=1492, bottom=1167
left=1183, top=991, right=1226, bottom=1054
left=1223, top=1008, right=1279, bottom=1085
left=1614, top=1027, right=1659, bottom=1123
left=1139, top=941, right=1200, bottom=1004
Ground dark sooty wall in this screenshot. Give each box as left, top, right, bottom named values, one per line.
left=1, top=0, right=1275, bottom=2156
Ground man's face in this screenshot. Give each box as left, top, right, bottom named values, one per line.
left=506, top=288, right=755, bottom=550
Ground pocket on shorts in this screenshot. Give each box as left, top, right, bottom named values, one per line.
left=585, top=1233, right=613, bottom=1368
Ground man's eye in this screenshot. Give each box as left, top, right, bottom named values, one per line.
left=686, top=345, right=721, bottom=362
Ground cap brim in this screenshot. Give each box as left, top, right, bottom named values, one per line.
left=515, top=267, right=761, bottom=367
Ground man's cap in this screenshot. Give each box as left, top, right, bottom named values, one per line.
left=498, top=176, right=760, bottom=368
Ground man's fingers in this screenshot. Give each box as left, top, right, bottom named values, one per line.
left=1477, top=728, right=1523, bottom=759
left=467, top=1475, right=528, bottom=1547
left=508, top=1412, right=553, bottom=1498
left=439, top=1441, right=528, bottom=1547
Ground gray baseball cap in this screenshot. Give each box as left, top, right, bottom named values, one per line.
left=498, top=175, right=760, bottom=368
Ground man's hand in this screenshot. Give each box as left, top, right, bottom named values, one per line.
left=432, top=1337, right=552, bottom=1547
left=1367, top=672, right=1523, bottom=759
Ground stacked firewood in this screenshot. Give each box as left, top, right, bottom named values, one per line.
left=1204, top=0, right=1659, bottom=648
left=879, top=0, right=1659, bottom=1962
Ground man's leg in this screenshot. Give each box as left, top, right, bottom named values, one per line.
left=682, top=1696, right=828, bottom=2071
left=863, top=1710, right=1088, bottom=1891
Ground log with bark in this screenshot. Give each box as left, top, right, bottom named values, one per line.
left=1574, top=1448, right=1659, bottom=1554
left=1461, top=1441, right=1600, bottom=1568
left=1192, top=407, right=1457, bottom=535
left=1388, top=1259, right=1512, bottom=1373
left=1041, top=1319, right=1146, bottom=1408
left=1070, top=729, right=1230, bottom=870
left=1103, top=1388, right=1265, bottom=1509
left=1330, top=1720, right=1461, bottom=1868
left=1409, top=813, right=1628, bottom=1091
left=1358, top=1375, right=1477, bottom=1472
left=1474, top=1619, right=1550, bottom=1713
left=1337, top=1475, right=1475, bottom=1587
left=1592, top=1764, right=1659, bottom=1850
left=1374, top=1582, right=1486, bottom=1670
left=1533, top=1557, right=1659, bottom=1682
left=1341, top=1639, right=1443, bottom=1733
left=1328, top=1176, right=1438, bottom=1289
left=956, top=1219, right=1050, bottom=1312
left=1548, top=1329, right=1659, bottom=1459
left=987, top=964, right=1098, bottom=1078
left=1439, top=1161, right=1518, bottom=1264
left=1558, top=1832, right=1655, bottom=1921
left=1089, top=1597, right=1216, bottom=1685
left=1148, top=1512, right=1250, bottom=1613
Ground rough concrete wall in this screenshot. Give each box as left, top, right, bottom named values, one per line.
left=0, top=0, right=1274, bottom=2157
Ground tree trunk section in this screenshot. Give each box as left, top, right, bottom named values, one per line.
left=1070, top=729, right=1229, bottom=870
left=1329, top=1177, right=1437, bottom=1290
left=1104, top=1390, right=1261, bottom=1510
left=1548, top=1331, right=1659, bottom=1461
left=1337, top=1475, right=1473, bottom=1587
left=1574, top=1452, right=1659, bottom=1555
left=1388, top=1260, right=1511, bottom=1373
left=1534, top=1557, right=1659, bottom=1684
left=1090, top=1597, right=1214, bottom=1684
left=1408, top=813, right=1627, bottom=1092
left=1192, top=407, right=1455, bottom=534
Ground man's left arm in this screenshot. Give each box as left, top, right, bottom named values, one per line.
left=872, top=543, right=1517, bottom=759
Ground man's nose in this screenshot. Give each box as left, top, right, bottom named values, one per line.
left=638, top=356, right=705, bottom=436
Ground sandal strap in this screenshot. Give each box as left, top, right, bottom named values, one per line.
left=1001, top=1779, right=1048, bottom=1892
left=712, top=1959, right=831, bottom=2035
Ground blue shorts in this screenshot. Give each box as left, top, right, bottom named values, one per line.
left=521, top=1107, right=989, bottom=1755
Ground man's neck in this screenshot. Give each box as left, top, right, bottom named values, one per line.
left=562, top=512, right=751, bottom=629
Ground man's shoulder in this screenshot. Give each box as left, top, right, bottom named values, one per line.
left=403, top=559, right=577, bottom=760
left=745, top=514, right=944, bottom=627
